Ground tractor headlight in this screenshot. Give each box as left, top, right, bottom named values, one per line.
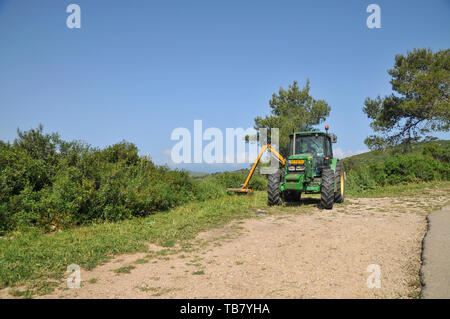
left=296, top=166, right=305, bottom=171
left=288, top=166, right=296, bottom=171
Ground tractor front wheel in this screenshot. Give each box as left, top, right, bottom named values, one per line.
left=320, top=168, right=334, bottom=209
left=268, top=169, right=282, bottom=206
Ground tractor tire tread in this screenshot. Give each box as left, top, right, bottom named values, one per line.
left=320, top=168, right=334, bottom=209
left=268, top=169, right=282, bottom=206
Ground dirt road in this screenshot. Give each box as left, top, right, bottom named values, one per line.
left=33, top=187, right=448, bottom=299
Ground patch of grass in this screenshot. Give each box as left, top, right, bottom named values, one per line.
left=9, top=288, right=34, bottom=299
left=156, top=249, right=170, bottom=256
left=113, top=265, right=136, bottom=274
left=406, top=265, right=423, bottom=299
left=87, top=278, right=98, bottom=284
left=0, top=191, right=265, bottom=294
left=408, top=278, right=421, bottom=290
left=192, top=270, right=205, bottom=275
left=152, top=287, right=176, bottom=296
left=138, top=285, right=153, bottom=292
left=408, top=290, right=420, bottom=299
left=9, top=280, right=59, bottom=298
left=137, top=284, right=172, bottom=294
left=134, top=259, right=149, bottom=264
left=235, top=260, right=244, bottom=265
left=161, top=239, right=175, bottom=248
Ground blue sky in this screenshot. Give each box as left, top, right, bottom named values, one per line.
left=1, top=0, right=449, bottom=172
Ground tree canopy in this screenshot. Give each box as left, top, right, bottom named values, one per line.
left=363, top=48, right=450, bottom=150
left=253, top=79, right=331, bottom=156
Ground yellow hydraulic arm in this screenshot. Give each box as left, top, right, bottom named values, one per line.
left=227, top=145, right=286, bottom=194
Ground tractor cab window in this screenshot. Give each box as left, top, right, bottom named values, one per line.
left=325, top=138, right=332, bottom=157
left=290, top=134, right=325, bottom=156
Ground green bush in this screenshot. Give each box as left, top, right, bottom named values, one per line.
left=423, top=142, right=450, bottom=162
left=1, top=127, right=268, bottom=234
left=346, top=168, right=377, bottom=192
left=345, top=144, right=450, bottom=194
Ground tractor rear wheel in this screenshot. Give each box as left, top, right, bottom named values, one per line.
left=320, top=168, right=334, bottom=209
left=268, top=169, right=282, bottom=206
left=334, top=162, right=345, bottom=203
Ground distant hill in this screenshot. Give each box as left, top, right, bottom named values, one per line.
left=341, top=140, right=450, bottom=171
left=187, top=171, right=210, bottom=178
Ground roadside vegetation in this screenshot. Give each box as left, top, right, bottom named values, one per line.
left=0, top=125, right=266, bottom=235
left=344, top=140, right=450, bottom=196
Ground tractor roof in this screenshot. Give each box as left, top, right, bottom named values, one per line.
left=289, top=131, right=327, bottom=136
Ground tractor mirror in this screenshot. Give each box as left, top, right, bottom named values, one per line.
left=330, top=134, right=337, bottom=143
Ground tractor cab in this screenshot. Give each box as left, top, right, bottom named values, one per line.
left=288, top=130, right=336, bottom=175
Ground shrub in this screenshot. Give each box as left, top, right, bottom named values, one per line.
left=345, top=144, right=450, bottom=195
left=0, top=127, right=271, bottom=234
left=346, top=168, right=377, bottom=193
left=423, top=142, right=450, bottom=162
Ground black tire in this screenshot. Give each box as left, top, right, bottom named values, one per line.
left=320, top=168, right=334, bottom=209
left=334, top=162, right=345, bottom=203
left=283, top=190, right=301, bottom=202
left=268, top=169, right=282, bottom=206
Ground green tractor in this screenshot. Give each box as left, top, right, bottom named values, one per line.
left=227, top=126, right=345, bottom=209
left=267, top=127, right=345, bottom=209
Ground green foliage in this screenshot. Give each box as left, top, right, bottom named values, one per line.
left=254, top=79, right=331, bottom=156
left=0, top=126, right=265, bottom=234
left=346, top=169, right=377, bottom=192
left=423, top=142, right=450, bottom=162
left=345, top=141, right=450, bottom=194
left=363, top=48, right=449, bottom=149
left=204, top=170, right=267, bottom=191
left=341, top=140, right=450, bottom=171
